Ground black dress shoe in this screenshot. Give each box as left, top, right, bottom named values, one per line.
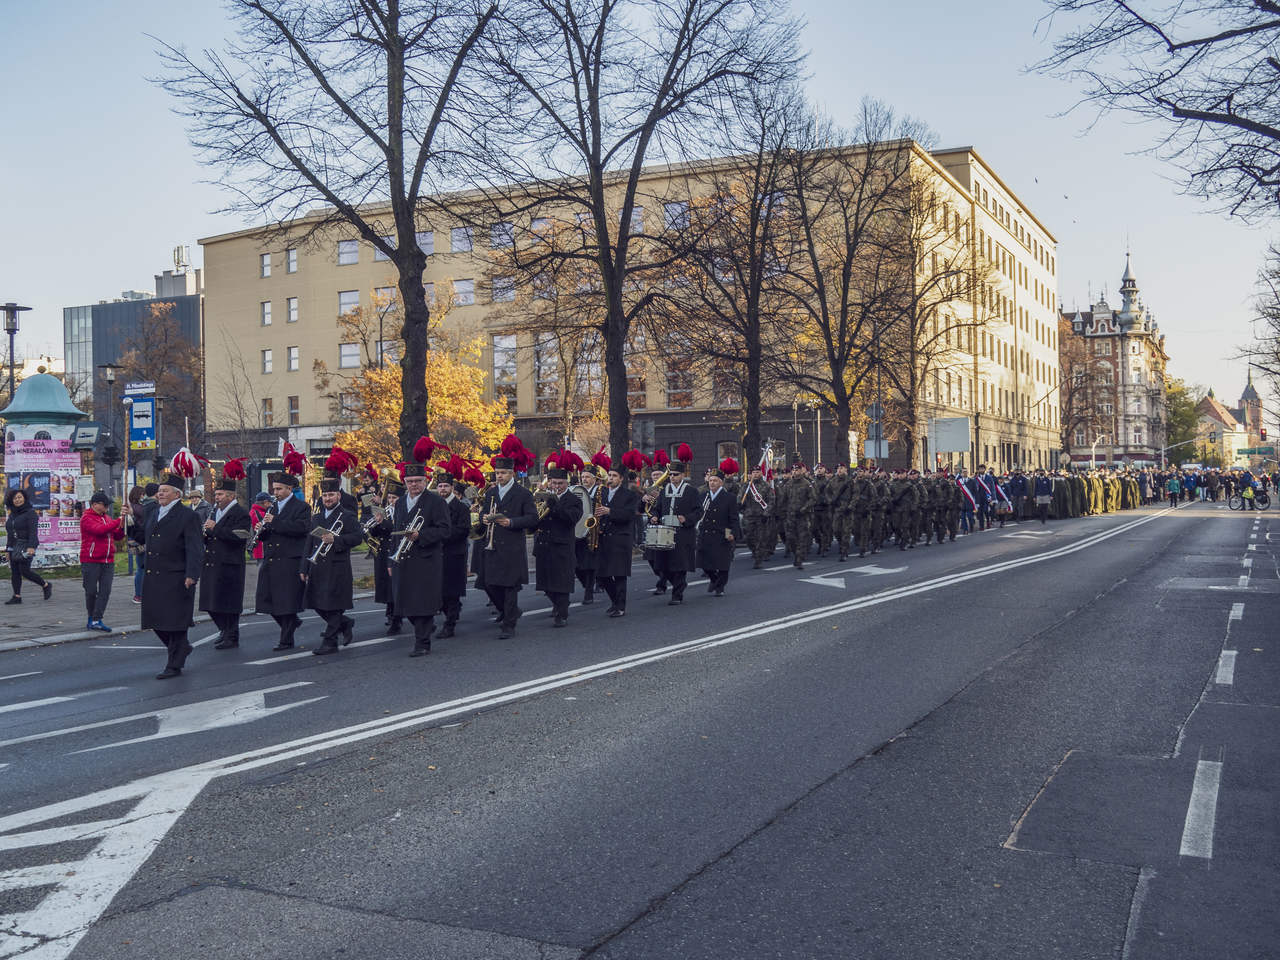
left=498, top=628, right=514, bottom=639
left=436, top=624, right=455, bottom=639
left=668, top=598, right=683, bottom=605
left=272, top=642, right=294, bottom=651
left=313, top=643, right=339, bottom=656
left=651, top=588, right=667, bottom=596
left=213, top=638, right=238, bottom=650
left=581, top=592, right=594, bottom=605
left=608, top=608, right=625, bottom=618
left=386, top=619, right=403, bottom=634
left=155, top=668, right=181, bottom=680
left=340, top=617, right=355, bottom=646
left=552, top=617, right=567, bottom=628
left=409, top=641, right=431, bottom=657
left=3, top=596, right=20, bottom=605
left=605, top=605, right=618, bottom=615
left=42, top=583, right=53, bottom=600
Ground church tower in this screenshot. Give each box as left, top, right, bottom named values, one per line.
left=1240, top=371, right=1261, bottom=435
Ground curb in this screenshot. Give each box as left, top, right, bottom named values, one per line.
left=0, top=591, right=378, bottom=654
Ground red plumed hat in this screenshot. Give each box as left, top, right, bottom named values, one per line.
left=544, top=451, right=562, bottom=471
left=413, top=436, right=449, bottom=464
left=282, top=441, right=307, bottom=476
left=621, top=449, right=645, bottom=471
left=462, top=466, right=487, bottom=488
left=394, top=461, right=407, bottom=480
left=719, top=457, right=740, bottom=476
left=222, top=457, right=247, bottom=481
left=500, top=434, right=524, bottom=457
left=560, top=450, right=585, bottom=472
left=676, top=442, right=693, bottom=463
left=364, top=462, right=378, bottom=482
left=590, top=444, right=612, bottom=471
left=324, top=445, right=359, bottom=474
left=652, top=449, right=670, bottom=467
left=169, top=447, right=207, bottom=479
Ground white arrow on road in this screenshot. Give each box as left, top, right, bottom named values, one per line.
left=800, top=563, right=908, bottom=589
left=0, top=683, right=323, bottom=752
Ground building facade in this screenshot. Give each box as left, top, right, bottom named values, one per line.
left=1059, top=257, right=1169, bottom=467
left=199, top=143, right=1061, bottom=473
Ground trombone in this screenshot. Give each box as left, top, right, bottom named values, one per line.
left=390, top=513, right=425, bottom=563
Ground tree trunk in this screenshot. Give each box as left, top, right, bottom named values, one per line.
left=834, top=404, right=851, bottom=465
left=397, top=251, right=430, bottom=458
left=743, top=321, right=762, bottom=468
left=604, top=291, right=631, bottom=464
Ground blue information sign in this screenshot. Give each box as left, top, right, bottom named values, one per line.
left=129, top=397, right=156, bottom=451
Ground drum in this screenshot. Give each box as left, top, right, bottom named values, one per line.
left=643, top=524, right=676, bottom=550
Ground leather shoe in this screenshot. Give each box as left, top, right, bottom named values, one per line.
left=213, top=638, right=238, bottom=650
left=498, top=628, right=514, bottom=639
left=605, top=605, right=618, bottom=615
left=313, top=643, right=339, bottom=656
left=581, top=591, right=594, bottom=604
left=340, top=617, right=355, bottom=646
left=409, top=642, right=431, bottom=657
left=272, top=642, right=294, bottom=651
left=386, top=619, right=403, bottom=634
left=155, top=668, right=181, bottom=680
left=552, top=617, right=567, bottom=628
left=714, top=588, right=725, bottom=597
left=436, top=624, right=455, bottom=639
left=608, top=608, right=625, bottom=618
left=668, top=598, right=682, bottom=605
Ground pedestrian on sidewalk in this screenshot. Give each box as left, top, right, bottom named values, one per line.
left=4, top=489, right=51, bottom=604
left=1166, top=473, right=1181, bottom=509
left=80, top=491, right=125, bottom=631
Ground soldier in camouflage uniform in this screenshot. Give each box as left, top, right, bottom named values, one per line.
left=829, top=463, right=854, bottom=561
left=783, top=459, right=816, bottom=569
left=889, top=469, right=918, bottom=550
left=870, top=468, right=892, bottom=553
left=811, top=463, right=833, bottom=557
left=739, top=467, right=776, bottom=569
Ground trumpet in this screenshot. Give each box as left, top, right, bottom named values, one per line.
left=533, top=489, right=557, bottom=521
left=307, top=518, right=344, bottom=563
left=360, top=506, right=387, bottom=552
left=484, top=512, right=507, bottom=551
left=390, top=513, right=425, bottom=563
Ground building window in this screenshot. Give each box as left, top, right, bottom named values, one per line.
left=261, top=349, right=272, bottom=374
left=1133, top=430, right=1144, bottom=446
left=287, top=346, right=299, bottom=372
left=710, top=360, right=737, bottom=406
left=1100, top=402, right=1113, bottom=415
left=625, top=334, right=647, bottom=409
left=424, top=282, right=435, bottom=305
left=338, top=342, right=361, bottom=369
left=666, top=361, right=695, bottom=408
left=451, top=227, right=473, bottom=253
left=259, top=253, right=271, bottom=278
left=663, top=200, right=690, bottom=231
left=260, top=301, right=272, bottom=326
left=373, top=286, right=398, bottom=313
left=374, top=236, right=393, bottom=261
left=453, top=278, right=475, bottom=306
left=492, top=276, right=516, bottom=303
left=416, top=231, right=434, bottom=255
left=629, top=206, right=644, bottom=234
left=287, top=395, right=300, bottom=426
left=260, top=397, right=273, bottom=428
left=287, top=297, right=298, bottom=323
left=1094, top=339, right=1111, bottom=356
left=490, top=222, right=514, bottom=248
left=531, top=216, right=551, bottom=234
left=534, top=335, right=560, bottom=414
left=286, top=248, right=297, bottom=273
left=338, top=392, right=357, bottom=419
left=377, top=340, right=401, bottom=365
left=338, top=239, right=359, bottom=265
left=338, top=290, right=359, bottom=316
left=492, top=334, right=518, bottom=414
left=716, top=441, right=741, bottom=466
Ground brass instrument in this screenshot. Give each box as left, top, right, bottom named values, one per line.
left=570, top=484, right=596, bottom=539
left=485, top=511, right=507, bottom=551
left=644, top=466, right=671, bottom=520
left=307, top=517, right=344, bottom=563
left=360, top=506, right=387, bottom=553
left=586, top=482, right=604, bottom=551
left=468, top=489, right=492, bottom=540
left=533, top=489, right=557, bottom=521
left=390, top=512, right=425, bottom=563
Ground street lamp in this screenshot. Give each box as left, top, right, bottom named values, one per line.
left=2, top=302, right=31, bottom=399
left=98, top=363, right=118, bottom=496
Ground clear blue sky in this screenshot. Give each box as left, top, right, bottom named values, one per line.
left=1, top=0, right=1269, bottom=411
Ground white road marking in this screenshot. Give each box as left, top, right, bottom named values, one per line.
left=90, top=645, right=161, bottom=650
left=0, top=683, right=316, bottom=750
left=1242, top=558, right=1253, bottom=568
left=799, top=563, right=909, bottom=588
left=800, top=574, right=847, bottom=589
left=0, top=672, right=42, bottom=682
left=1230, top=602, right=1245, bottom=621
left=244, top=636, right=396, bottom=664
left=1179, top=760, right=1223, bottom=859
left=1247, top=544, right=1257, bottom=551
left=0, top=687, right=127, bottom=716
left=1238, top=575, right=1250, bottom=588
left=0, top=506, right=1174, bottom=960
left=1250, top=533, right=1257, bottom=540
left=1214, top=651, right=1237, bottom=685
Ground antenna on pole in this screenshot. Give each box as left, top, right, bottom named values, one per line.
left=173, top=245, right=190, bottom=273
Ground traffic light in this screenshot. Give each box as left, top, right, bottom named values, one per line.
left=1262, top=428, right=1268, bottom=441
left=1209, top=431, right=1218, bottom=443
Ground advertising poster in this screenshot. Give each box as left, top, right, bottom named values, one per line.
left=4, top=436, right=84, bottom=551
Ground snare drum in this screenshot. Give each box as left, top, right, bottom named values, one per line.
left=643, top=524, right=676, bottom=550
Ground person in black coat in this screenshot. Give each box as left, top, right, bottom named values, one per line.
left=253, top=472, right=311, bottom=650
left=302, top=478, right=364, bottom=655
left=4, top=489, right=50, bottom=603
left=696, top=470, right=743, bottom=596
left=201, top=479, right=251, bottom=649
left=475, top=457, right=540, bottom=639
left=371, top=479, right=402, bottom=633
left=594, top=466, right=640, bottom=617
left=574, top=469, right=602, bottom=603
left=534, top=467, right=584, bottom=627
left=434, top=472, right=472, bottom=639
left=390, top=464, right=452, bottom=656
left=645, top=459, right=703, bottom=605
left=136, top=473, right=204, bottom=679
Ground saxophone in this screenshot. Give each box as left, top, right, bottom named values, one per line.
left=586, top=481, right=603, bottom=551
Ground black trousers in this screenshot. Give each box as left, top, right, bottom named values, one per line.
left=485, top=584, right=522, bottom=629
left=314, top=608, right=350, bottom=645
left=1037, top=502, right=1049, bottom=524
left=442, top=594, right=462, bottom=626
left=546, top=591, right=570, bottom=620
left=598, top=575, right=627, bottom=611
left=575, top=569, right=595, bottom=595
left=156, top=629, right=192, bottom=671
left=666, top=569, right=688, bottom=600
left=703, top=568, right=730, bottom=592
left=210, top=611, right=240, bottom=644
left=409, top=614, right=434, bottom=646
left=82, top=563, right=114, bottom=619
left=10, top=557, right=47, bottom=595
left=273, top=613, right=302, bottom=646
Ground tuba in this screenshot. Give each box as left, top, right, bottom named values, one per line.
left=571, top=483, right=596, bottom=539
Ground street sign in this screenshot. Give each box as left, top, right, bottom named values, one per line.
left=864, top=439, right=888, bottom=460
left=928, top=416, right=970, bottom=454
left=129, top=397, right=156, bottom=451
left=123, top=381, right=156, bottom=397
left=865, top=402, right=884, bottom=421
left=1238, top=446, right=1275, bottom=456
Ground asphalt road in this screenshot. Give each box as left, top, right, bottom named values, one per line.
left=1, top=501, right=1276, bottom=959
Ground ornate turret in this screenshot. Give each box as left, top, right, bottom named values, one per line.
left=1119, top=253, right=1140, bottom=322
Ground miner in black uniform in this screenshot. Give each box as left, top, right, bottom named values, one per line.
left=390, top=463, right=451, bottom=656
left=302, top=477, right=363, bottom=655
left=574, top=466, right=603, bottom=603
left=254, top=472, right=311, bottom=651
left=434, top=469, right=472, bottom=639
left=137, top=472, right=204, bottom=679
left=696, top=468, right=742, bottom=596
left=594, top=465, right=640, bottom=617
left=201, top=475, right=251, bottom=649
left=371, top=475, right=402, bottom=633
left=534, top=465, right=584, bottom=627
left=475, top=455, right=539, bottom=639
left=646, top=456, right=703, bottom=605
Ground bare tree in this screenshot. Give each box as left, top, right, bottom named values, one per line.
left=117, top=302, right=205, bottom=457
left=211, top=330, right=272, bottom=457
left=1058, top=315, right=1104, bottom=455
left=157, top=0, right=500, bottom=457
left=472, top=0, right=801, bottom=460
left=1035, top=0, right=1280, bottom=219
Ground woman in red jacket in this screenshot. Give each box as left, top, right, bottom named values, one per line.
left=248, top=492, right=271, bottom=564
left=81, top=491, right=125, bottom=632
